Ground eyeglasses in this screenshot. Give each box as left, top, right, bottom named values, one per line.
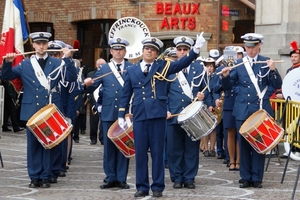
left=144, top=46, right=157, bottom=52
left=177, top=48, right=189, bottom=52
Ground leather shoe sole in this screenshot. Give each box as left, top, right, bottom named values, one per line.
left=40, top=180, right=50, bottom=188
left=153, top=191, right=162, bottom=198
left=134, top=190, right=149, bottom=197
left=29, top=179, right=40, bottom=188
left=49, top=177, right=57, bottom=183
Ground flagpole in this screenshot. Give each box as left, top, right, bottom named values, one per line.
left=21, top=0, right=32, bottom=47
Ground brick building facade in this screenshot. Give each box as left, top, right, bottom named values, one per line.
left=0, top=0, right=254, bottom=71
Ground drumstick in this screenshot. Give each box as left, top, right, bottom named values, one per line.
left=2, top=51, right=37, bottom=59
left=216, top=60, right=285, bottom=75
left=82, top=70, right=127, bottom=85
left=45, top=49, right=79, bottom=52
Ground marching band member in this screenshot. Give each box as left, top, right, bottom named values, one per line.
left=221, top=33, right=282, bottom=188
left=84, top=37, right=132, bottom=190
left=2, top=32, right=77, bottom=188
left=166, top=36, right=205, bottom=189
left=117, top=32, right=206, bottom=198
left=201, top=58, right=218, bottom=157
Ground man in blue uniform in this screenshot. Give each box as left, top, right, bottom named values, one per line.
left=117, top=32, right=206, bottom=198
left=221, top=33, right=282, bottom=188
left=84, top=37, right=132, bottom=190
left=166, top=36, right=205, bottom=189
left=2, top=32, right=77, bottom=188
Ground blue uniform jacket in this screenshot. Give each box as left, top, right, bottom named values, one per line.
left=166, top=61, right=205, bottom=124
left=86, top=61, right=132, bottom=122
left=118, top=49, right=199, bottom=121
left=2, top=56, right=77, bottom=121
left=214, top=65, right=238, bottom=111
left=222, top=55, right=282, bottom=120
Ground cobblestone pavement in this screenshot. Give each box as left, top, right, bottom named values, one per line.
left=1, top=129, right=300, bottom=200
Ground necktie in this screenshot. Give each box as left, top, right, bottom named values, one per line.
left=144, top=64, right=151, bottom=76
left=183, top=68, right=188, bottom=77
left=252, top=59, right=255, bottom=68
left=38, top=58, right=46, bottom=70
left=116, top=64, right=122, bottom=75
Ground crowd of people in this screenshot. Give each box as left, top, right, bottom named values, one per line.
left=2, top=30, right=292, bottom=198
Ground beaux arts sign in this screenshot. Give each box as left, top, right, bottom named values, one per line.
left=156, top=2, right=200, bottom=30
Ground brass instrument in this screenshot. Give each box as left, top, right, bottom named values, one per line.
left=213, top=91, right=224, bottom=125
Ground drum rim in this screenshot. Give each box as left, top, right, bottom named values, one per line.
left=239, top=109, right=268, bottom=135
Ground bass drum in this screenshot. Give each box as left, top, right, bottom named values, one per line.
left=283, top=117, right=300, bottom=161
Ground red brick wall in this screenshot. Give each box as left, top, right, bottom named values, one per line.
left=0, top=0, right=254, bottom=50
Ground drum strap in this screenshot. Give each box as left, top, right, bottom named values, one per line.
left=31, top=56, right=50, bottom=91
left=178, top=70, right=193, bottom=99
left=108, top=62, right=124, bottom=87
left=243, top=57, right=268, bottom=109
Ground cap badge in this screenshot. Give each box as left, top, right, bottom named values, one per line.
left=50, top=44, right=54, bottom=47
left=39, top=33, right=44, bottom=37
left=248, top=36, right=253, bottom=40
left=181, top=37, right=186, bottom=42
left=117, top=38, right=121, bottom=42
left=152, top=38, right=156, bottom=43
left=214, top=51, right=218, bottom=55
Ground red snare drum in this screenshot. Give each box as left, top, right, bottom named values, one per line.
left=239, top=109, right=284, bottom=154
left=26, top=104, right=73, bottom=149
left=108, top=114, right=134, bottom=158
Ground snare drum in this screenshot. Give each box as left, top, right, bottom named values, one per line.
left=26, top=104, right=73, bottom=149
left=177, top=101, right=217, bottom=141
left=108, top=114, right=135, bottom=158
left=239, top=109, right=284, bottom=154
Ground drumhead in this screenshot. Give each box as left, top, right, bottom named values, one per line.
left=239, top=109, right=266, bottom=133
left=27, top=104, right=55, bottom=124
left=282, top=67, right=300, bottom=102
left=178, top=101, right=203, bottom=122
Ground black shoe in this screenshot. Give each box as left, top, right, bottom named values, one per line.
left=252, top=181, right=263, bottom=188
left=14, top=127, right=24, bottom=132
left=49, top=177, right=57, bottom=183
left=134, top=190, right=149, bottom=197
left=103, top=178, right=107, bottom=183
left=74, top=139, right=79, bottom=143
left=90, top=140, right=97, bottom=145
left=117, top=182, right=130, bottom=189
left=153, top=190, right=162, bottom=198
left=239, top=180, right=252, bottom=188
left=58, top=171, right=66, bottom=177
left=217, top=154, right=224, bottom=159
left=184, top=182, right=195, bottom=189
left=100, top=140, right=104, bottom=145
left=40, top=179, right=50, bottom=188
left=29, top=179, right=40, bottom=188
left=238, top=179, right=245, bottom=183
left=223, top=160, right=229, bottom=164
left=173, top=182, right=183, bottom=189
left=81, top=130, right=86, bottom=134
left=164, top=163, right=169, bottom=169
left=2, top=127, right=12, bottom=132
left=100, top=181, right=117, bottom=189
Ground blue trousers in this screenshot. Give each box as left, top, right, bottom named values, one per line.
left=236, top=120, right=265, bottom=182
left=133, top=118, right=166, bottom=192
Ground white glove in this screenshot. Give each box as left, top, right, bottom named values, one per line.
left=193, top=32, right=206, bottom=53
left=97, top=105, right=102, bottom=113
left=118, top=118, right=127, bottom=130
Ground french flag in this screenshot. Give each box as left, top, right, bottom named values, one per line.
left=0, top=0, right=28, bottom=91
